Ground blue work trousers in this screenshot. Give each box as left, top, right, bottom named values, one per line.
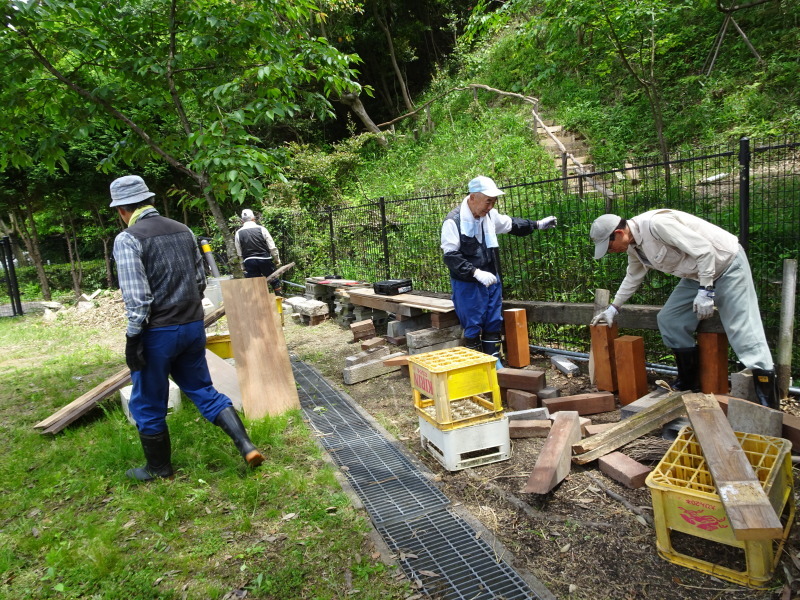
left=130, top=320, right=232, bottom=435
left=450, top=278, right=503, bottom=339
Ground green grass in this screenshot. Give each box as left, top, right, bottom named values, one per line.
left=0, top=316, right=410, bottom=599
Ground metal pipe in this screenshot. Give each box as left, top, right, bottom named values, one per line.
left=777, top=259, right=797, bottom=400
left=282, top=280, right=305, bottom=290
left=529, top=345, right=678, bottom=374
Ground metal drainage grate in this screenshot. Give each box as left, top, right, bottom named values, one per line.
left=378, top=509, right=542, bottom=600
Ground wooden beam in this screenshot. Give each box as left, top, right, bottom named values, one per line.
left=503, top=308, right=530, bottom=368
left=698, top=332, right=729, bottom=394
left=502, top=300, right=725, bottom=332
left=614, top=336, right=648, bottom=405
left=683, top=393, right=783, bottom=540
left=572, top=391, right=686, bottom=464
left=590, top=324, right=618, bottom=391
left=521, top=411, right=581, bottom=494
left=221, top=278, right=300, bottom=419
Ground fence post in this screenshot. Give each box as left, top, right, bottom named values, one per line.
left=378, top=196, right=390, bottom=280
left=738, top=137, right=751, bottom=253
left=326, top=208, right=337, bottom=277
left=1, top=237, right=23, bottom=316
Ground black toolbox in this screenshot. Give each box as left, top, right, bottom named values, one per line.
left=373, top=278, right=412, bottom=296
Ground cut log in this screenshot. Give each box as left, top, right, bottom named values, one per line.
left=683, top=393, right=783, bottom=541
left=521, top=411, right=581, bottom=494
left=572, top=391, right=686, bottom=464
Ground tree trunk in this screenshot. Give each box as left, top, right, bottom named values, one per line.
left=92, top=208, right=114, bottom=288
left=195, top=172, right=242, bottom=277
left=0, top=216, right=27, bottom=265
left=63, top=214, right=83, bottom=300
left=13, top=203, right=51, bottom=300
left=339, top=92, right=388, bottom=146
left=373, top=6, right=415, bottom=113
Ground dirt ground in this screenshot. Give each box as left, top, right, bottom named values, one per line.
left=281, top=314, right=800, bottom=600
left=46, top=293, right=800, bottom=600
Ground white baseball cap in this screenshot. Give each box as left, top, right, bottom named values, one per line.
left=590, top=214, right=622, bottom=259
left=468, top=176, right=504, bottom=197
left=241, top=209, right=255, bottom=220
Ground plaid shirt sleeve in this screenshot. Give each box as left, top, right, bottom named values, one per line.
left=113, top=231, right=152, bottom=336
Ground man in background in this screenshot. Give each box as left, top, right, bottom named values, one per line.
left=441, top=175, right=557, bottom=365
left=111, top=175, right=265, bottom=481
left=235, top=208, right=283, bottom=295
left=589, top=209, right=778, bottom=409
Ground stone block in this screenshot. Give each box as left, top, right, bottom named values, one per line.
left=387, top=313, right=432, bottom=337
left=727, top=396, right=783, bottom=437
left=620, top=387, right=668, bottom=419
left=120, top=380, right=181, bottom=426
left=730, top=369, right=758, bottom=403
left=408, top=339, right=461, bottom=356
left=406, top=325, right=463, bottom=352
left=506, top=407, right=550, bottom=421
left=345, top=345, right=391, bottom=367
left=537, top=387, right=560, bottom=400
left=509, top=419, right=551, bottom=438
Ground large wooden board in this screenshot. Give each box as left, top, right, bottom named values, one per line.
left=347, top=288, right=454, bottom=313
left=221, top=278, right=300, bottom=419
left=683, top=393, right=783, bottom=541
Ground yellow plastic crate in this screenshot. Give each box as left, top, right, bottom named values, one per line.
left=206, top=334, right=233, bottom=359
left=407, top=347, right=502, bottom=431
left=646, top=426, right=795, bottom=588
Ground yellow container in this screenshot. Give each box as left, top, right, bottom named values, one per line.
left=646, top=427, right=795, bottom=588
left=407, top=347, right=502, bottom=431
left=275, top=296, right=284, bottom=326
left=206, top=334, right=233, bottom=359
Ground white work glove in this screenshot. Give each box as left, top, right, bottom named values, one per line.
left=473, top=269, right=497, bottom=287
left=693, top=288, right=715, bottom=320
left=536, top=216, right=557, bottom=230
left=590, top=304, right=618, bottom=327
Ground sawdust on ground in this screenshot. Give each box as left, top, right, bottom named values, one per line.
left=283, top=314, right=800, bottom=600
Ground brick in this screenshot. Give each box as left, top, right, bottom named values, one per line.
left=542, top=392, right=615, bottom=416
left=613, top=335, right=648, bottom=405
left=507, top=389, right=538, bottom=411
left=598, top=452, right=651, bottom=489
left=537, top=387, right=560, bottom=400
left=430, top=311, right=460, bottom=329
left=497, top=368, right=546, bottom=393
left=360, top=336, right=386, bottom=350
left=584, top=422, right=617, bottom=437
left=509, top=419, right=551, bottom=438
left=350, top=319, right=376, bottom=341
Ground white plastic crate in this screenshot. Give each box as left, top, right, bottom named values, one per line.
left=419, top=415, right=510, bottom=472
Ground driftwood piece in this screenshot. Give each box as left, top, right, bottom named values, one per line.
left=587, top=474, right=653, bottom=526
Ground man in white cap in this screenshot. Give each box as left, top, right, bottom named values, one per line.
left=441, top=175, right=557, bottom=365
left=110, top=175, right=265, bottom=481
left=589, top=209, right=778, bottom=409
left=234, top=208, right=283, bottom=295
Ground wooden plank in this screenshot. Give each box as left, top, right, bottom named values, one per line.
left=572, top=391, right=687, bottom=464
left=221, top=278, right=300, bottom=419
left=590, top=324, right=618, bottom=391
left=614, top=335, right=648, bottom=405
left=521, top=411, right=581, bottom=494
left=503, top=308, right=530, bottom=368
left=502, top=300, right=726, bottom=332
left=683, top=393, right=783, bottom=540
left=347, top=288, right=453, bottom=313
left=698, top=332, right=729, bottom=394
left=205, top=349, right=242, bottom=412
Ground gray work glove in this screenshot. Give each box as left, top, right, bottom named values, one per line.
left=693, top=288, right=715, bottom=320
left=536, top=216, right=558, bottom=230
left=590, top=304, right=618, bottom=327
left=473, top=269, right=497, bottom=287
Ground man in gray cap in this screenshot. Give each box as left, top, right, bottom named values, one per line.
left=441, top=175, right=557, bottom=366
left=110, top=175, right=264, bottom=480
left=589, top=209, right=778, bottom=409
left=234, top=208, right=283, bottom=295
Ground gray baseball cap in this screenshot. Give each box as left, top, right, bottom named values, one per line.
left=590, top=214, right=622, bottom=259
left=109, top=175, right=155, bottom=207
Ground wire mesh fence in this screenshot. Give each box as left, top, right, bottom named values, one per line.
left=271, top=136, right=799, bottom=377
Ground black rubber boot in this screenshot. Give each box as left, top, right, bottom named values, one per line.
left=752, top=368, right=780, bottom=410
left=463, top=336, right=482, bottom=352
left=126, top=431, right=174, bottom=481
left=482, top=332, right=503, bottom=369
left=214, top=407, right=265, bottom=467
left=672, top=347, right=700, bottom=392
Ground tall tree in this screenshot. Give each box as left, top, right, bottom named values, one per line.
left=1, top=0, right=362, bottom=261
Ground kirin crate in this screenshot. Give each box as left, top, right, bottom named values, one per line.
left=646, top=426, right=795, bottom=589
left=407, top=347, right=502, bottom=431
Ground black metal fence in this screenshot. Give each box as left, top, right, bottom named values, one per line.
left=272, top=136, right=799, bottom=376
left=0, top=237, right=24, bottom=317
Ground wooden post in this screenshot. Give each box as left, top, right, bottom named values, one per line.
left=698, top=331, right=729, bottom=395
left=503, top=308, right=530, bottom=367
left=613, top=335, right=648, bottom=405
left=777, top=259, right=797, bottom=400
left=590, top=323, right=618, bottom=392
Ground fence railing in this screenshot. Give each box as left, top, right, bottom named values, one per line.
left=272, top=136, right=799, bottom=377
